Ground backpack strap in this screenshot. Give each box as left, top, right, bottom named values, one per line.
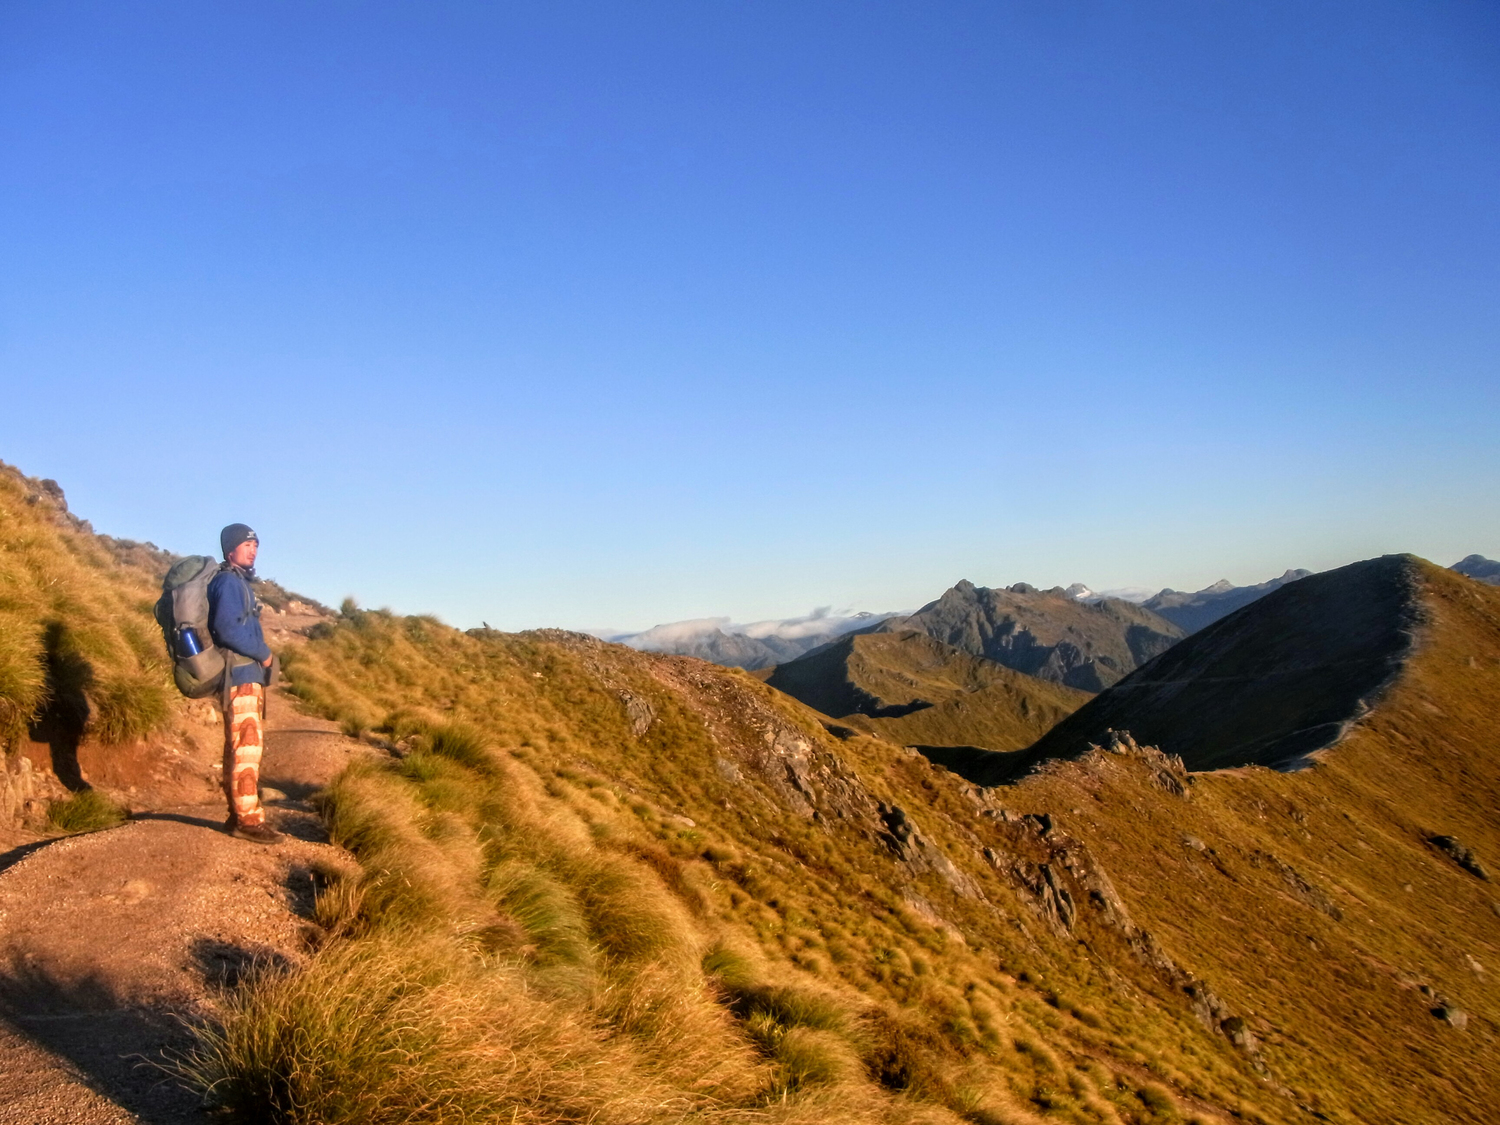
left=217, top=561, right=235, bottom=713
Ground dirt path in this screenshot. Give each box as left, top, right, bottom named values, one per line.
left=0, top=683, right=364, bottom=1124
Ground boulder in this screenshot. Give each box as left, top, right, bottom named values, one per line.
left=1428, top=835, right=1490, bottom=880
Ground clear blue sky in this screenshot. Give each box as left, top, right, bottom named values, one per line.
left=3, top=1, right=1497, bottom=631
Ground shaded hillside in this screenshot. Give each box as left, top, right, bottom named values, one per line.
left=1453, top=554, right=1500, bottom=585
left=1006, top=560, right=1500, bottom=1125
left=1141, top=569, right=1311, bottom=634
left=1009, top=555, right=1423, bottom=777
left=877, top=580, right=1183, bottom=691
left=766, top=630, right=1092, bottom=751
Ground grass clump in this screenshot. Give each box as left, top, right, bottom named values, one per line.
left=89, top=672, right=172, bottom=744
left=426, top=721, right=493, bottom=771
left=179, top=934, right=667, bottom=1125
left=47, top=788, right=127, bottom=833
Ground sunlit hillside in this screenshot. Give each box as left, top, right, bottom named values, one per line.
left=192, top=609, right=1286, bottom=1124
left=3, top=464, right=1497, bottom=1125
left=190, top=560, right=1500, bottom=1125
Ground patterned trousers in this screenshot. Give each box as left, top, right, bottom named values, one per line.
left=224, top=682, right=266, bottom=827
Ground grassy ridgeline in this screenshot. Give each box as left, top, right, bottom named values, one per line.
left=0, top=462, right=174, bottom=752
left=184, top=605, right=1279, bottom=1125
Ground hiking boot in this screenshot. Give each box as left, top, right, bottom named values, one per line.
left=227, top=819, right=283, bottom=845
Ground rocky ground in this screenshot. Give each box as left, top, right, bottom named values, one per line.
left=0, top=664, right=364, bottom=1124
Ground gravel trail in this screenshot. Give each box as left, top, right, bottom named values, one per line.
left=0, top=676, right=362, bottom=1124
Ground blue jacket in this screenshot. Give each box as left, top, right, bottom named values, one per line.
left=208, top=565, right=272, bottom=686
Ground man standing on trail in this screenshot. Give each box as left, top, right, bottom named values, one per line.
left=208, top=523, right=281, bottom=845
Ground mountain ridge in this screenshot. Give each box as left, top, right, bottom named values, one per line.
left=601, top=560, right=1500, bottom=674
left=1140, top=568, right=1313, bottom=633
left=872, top=580, right=1184, bottom=692
left=1021, top=554, right=1423, bottom=775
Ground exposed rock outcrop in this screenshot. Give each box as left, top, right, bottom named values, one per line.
left=0, top=753, right=63, bottom=829
left=877, top=802, right=983, bottom=898
left=1428, top=835, right=1490, bottom=881
left=973, top=785, right=1262, bottom=1061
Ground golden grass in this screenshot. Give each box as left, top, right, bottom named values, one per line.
left=0, top=461, right=175, bottom=750
left=181, top=932, right=692, bottom=1125
left=19, top=455, right=1485, bottom=1122
left=207, top=609, right=1300, bottom=1124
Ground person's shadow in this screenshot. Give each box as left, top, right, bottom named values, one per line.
left=28, top=621, right=93, bottom=791
left=0, top=965, right=207, bottom=1123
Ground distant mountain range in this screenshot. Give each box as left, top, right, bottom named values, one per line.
left=611, top=557, right=1496, bottom=674
left=1453, top=554, right=1500, bottom=585
left=1138, top=568, right=1313, bottom=633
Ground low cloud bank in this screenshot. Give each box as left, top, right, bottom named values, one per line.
left=606, top=608, right=900, bottom=652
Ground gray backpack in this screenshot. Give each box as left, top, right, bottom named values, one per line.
left=155, top=556, right=232, bottom=699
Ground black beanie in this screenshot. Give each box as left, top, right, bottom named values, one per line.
left=220, top=523, right=259, bottom=558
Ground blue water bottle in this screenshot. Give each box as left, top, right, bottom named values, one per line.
left=179, top=625, right=203, bottom=657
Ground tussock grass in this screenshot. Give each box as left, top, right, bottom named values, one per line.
left=200, top=704, right=778, bottom=1122
left=425, top=721, right=493, bottom=771
left=319, top=762, right=489, bottom=931
left=47, top=788, right=128, bottom=833
left=180, top=933, right=683, bottom=1125
left=208, top=605, right=1323, bottom=1124
left=485, top=858, right=595, bottom=982
left=89, top=671, right=172, bottom=744
left=0, top=461, right=175, bottom=750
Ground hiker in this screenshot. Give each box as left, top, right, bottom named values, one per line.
left=208, top=523, right=281, bottom=844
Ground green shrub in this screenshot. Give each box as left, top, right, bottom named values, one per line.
left=47, top=788, right=127, bottom=833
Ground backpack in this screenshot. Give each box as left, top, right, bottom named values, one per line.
left=155, top=556, right=232, bottom=699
